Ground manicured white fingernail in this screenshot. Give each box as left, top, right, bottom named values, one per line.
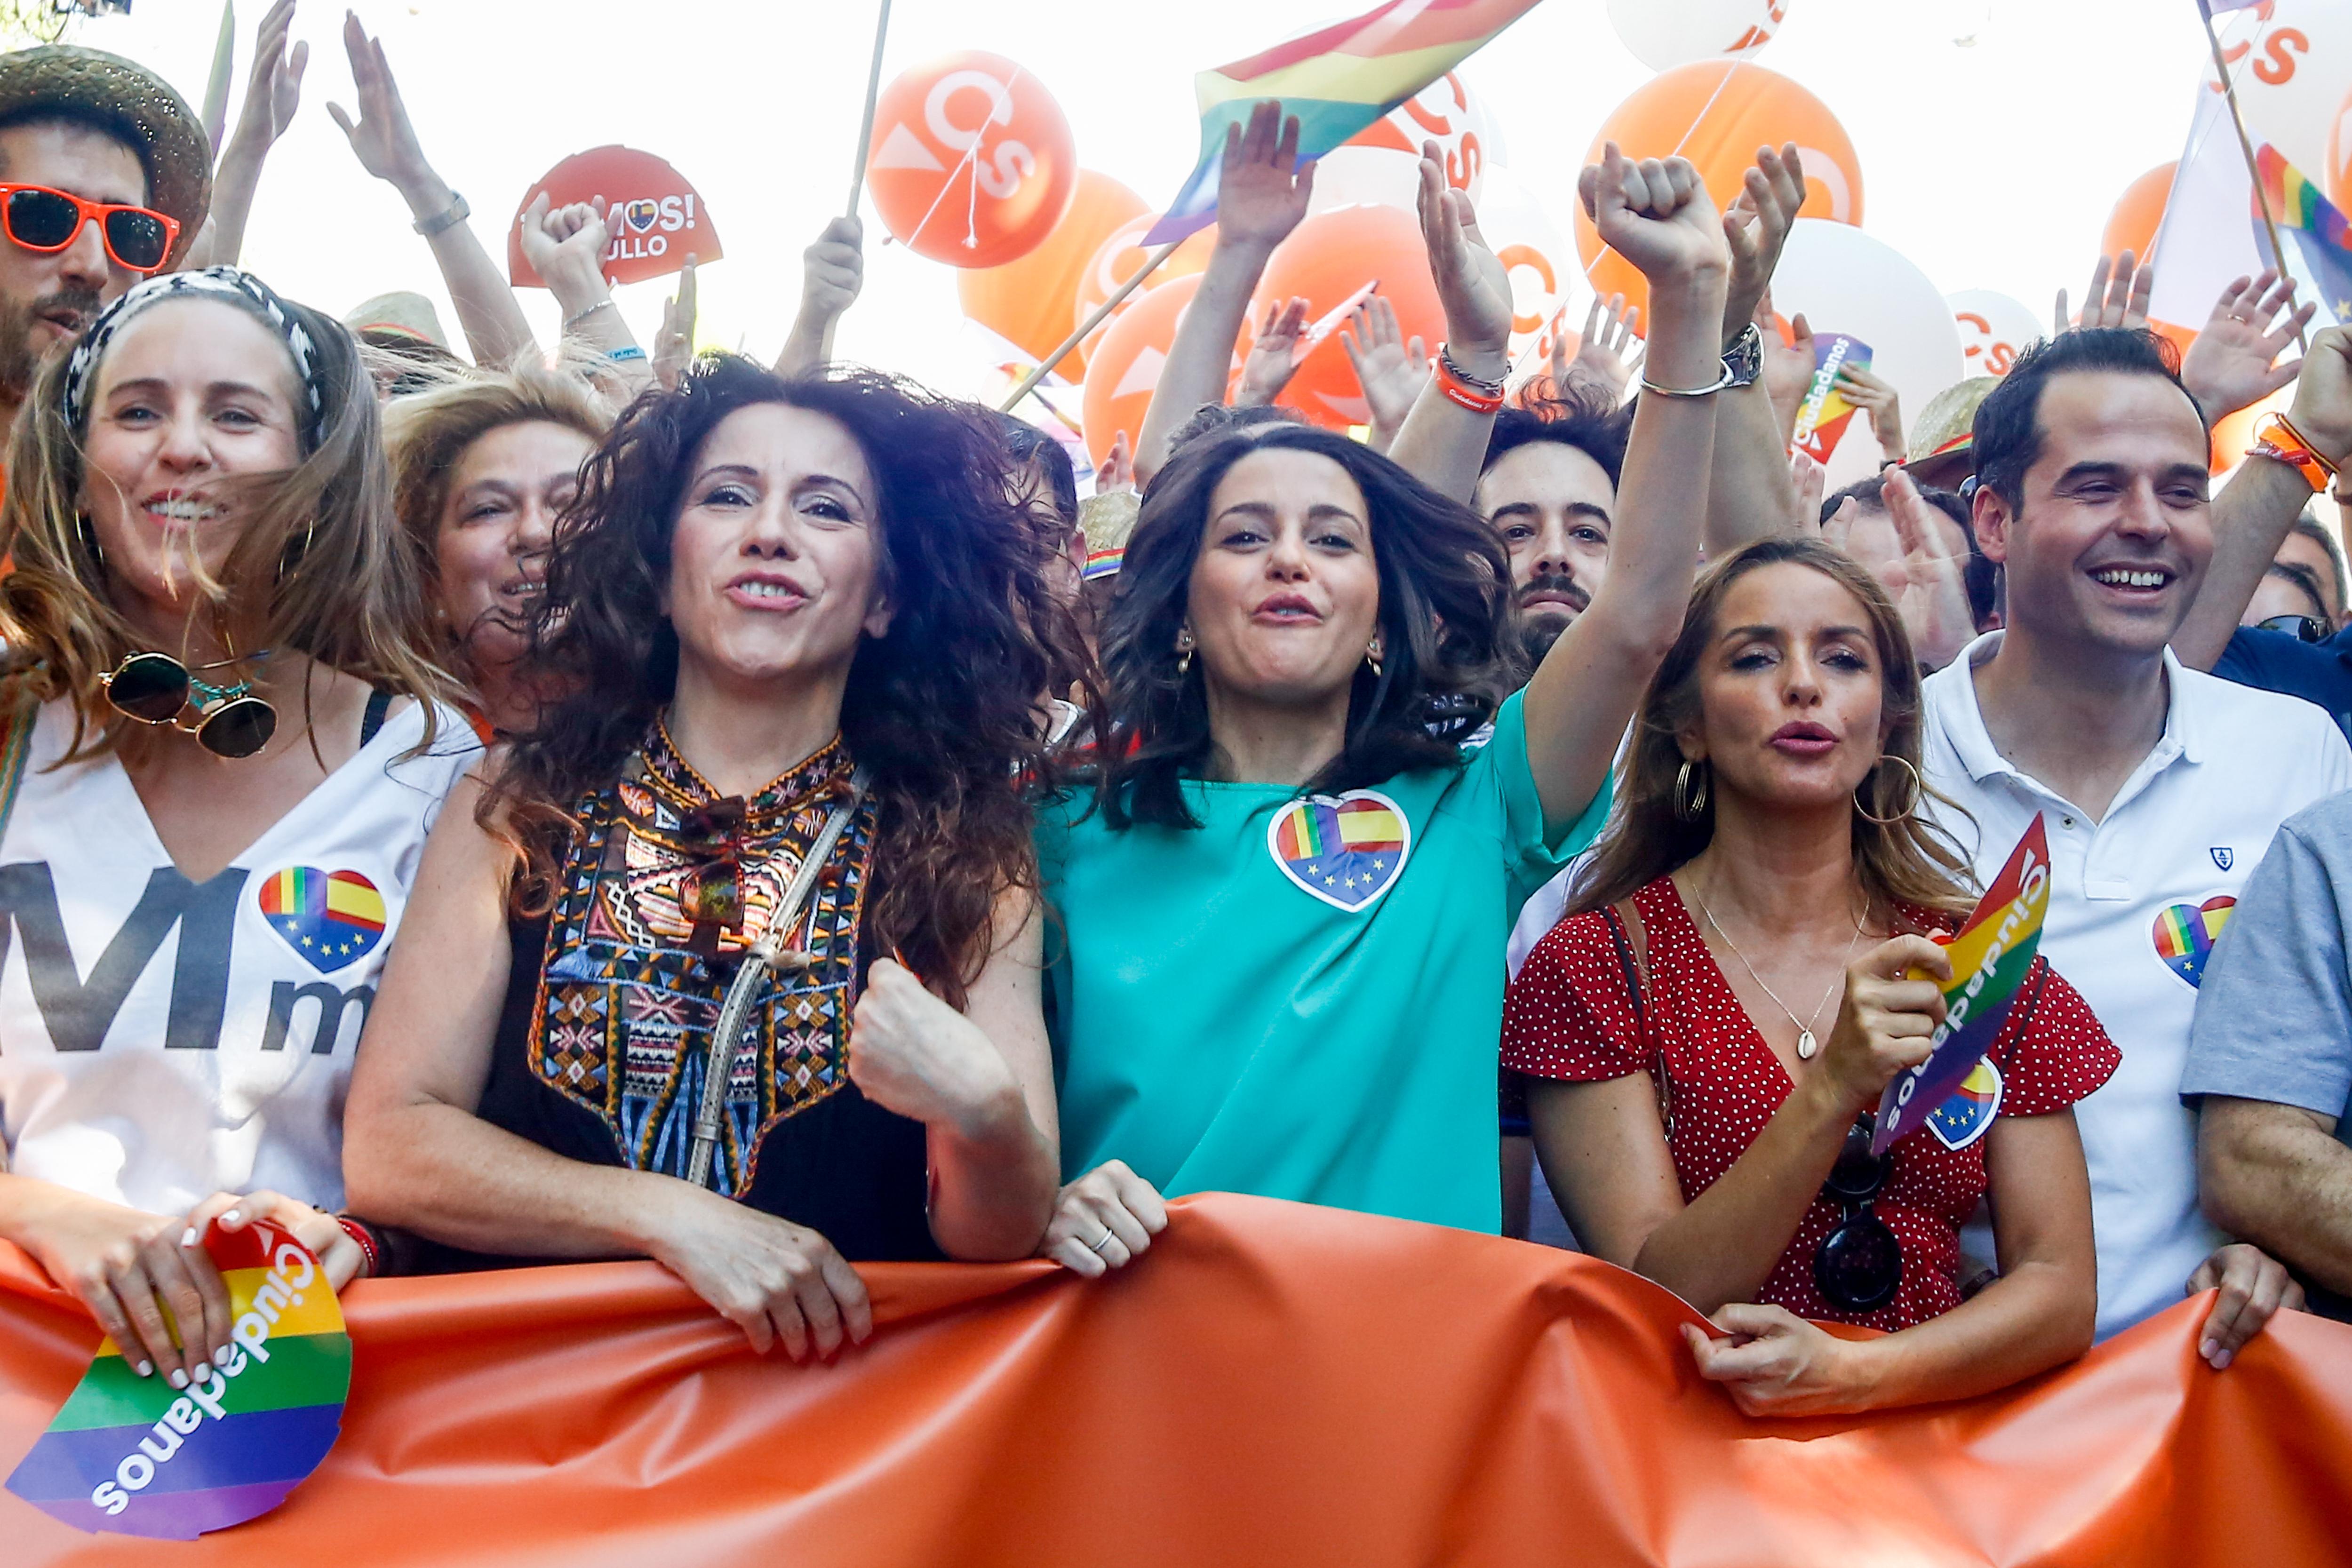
left=180, top=1226, right=199, bottom=1247
left=221, top=1210, right=240, bottom=1226
left=191, top=1362, right=211, bottom=1383
left=135, top=1361, right=152, bottom=1377
left=167, top=1369, right=188, bottom=1390
left=213, top=1346, right=230, bottom=1363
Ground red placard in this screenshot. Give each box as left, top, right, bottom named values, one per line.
left=508, top=145, right=722, bottom=288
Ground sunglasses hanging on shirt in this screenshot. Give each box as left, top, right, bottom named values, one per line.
left=1813, top=1114, right=1903, bottom=1314
left=99, top=650, right=276, bottom=758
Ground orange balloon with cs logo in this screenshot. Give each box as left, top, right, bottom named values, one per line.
left=1571, top=61, right=1861, bottom=326
left=958, top=170, right=1148, bottom=375
left=866, top=51, right=1077, bottom=269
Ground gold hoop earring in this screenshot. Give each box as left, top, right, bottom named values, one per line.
left=1855, top=754, right=1924, bottom=826
left=1674, top=758, right=1710, bottom=822
left=1365, top=638, right=1383, bottom=678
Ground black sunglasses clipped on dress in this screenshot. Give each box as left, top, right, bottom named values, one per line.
left=100, top=651, right=276, bottom=759
left=1813, top=1114, right=1902, bottom=1314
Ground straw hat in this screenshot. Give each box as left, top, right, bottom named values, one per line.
left=0, top=46, right=211, bottom=270
left=1079, top=489, right=1139, bottom=581
left=1905, top=376, right=2001, bottom=470
left=343, top=290, right=456, bottom=357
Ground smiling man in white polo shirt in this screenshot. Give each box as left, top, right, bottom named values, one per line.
left=1920, top=325, right=2352, bottom=1359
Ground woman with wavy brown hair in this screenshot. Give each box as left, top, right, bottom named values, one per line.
left=0, top=268, right=472, bottom=1391
left=343, top=358, right=1081, bottom=1361
left=1503, top=534, right=2116, bottom=1417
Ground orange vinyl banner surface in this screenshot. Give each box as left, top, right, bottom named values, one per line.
left=0, top=1192, right=2347, bottom=1566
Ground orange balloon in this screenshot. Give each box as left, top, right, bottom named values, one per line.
left=1074, top=218, right=1218, bottom=363
left=866, top=51, right=1077, bottom=268
left=1573, top=61, right=1863, bottom=323
left=1082, top=273, right=1204, bottom=468
left=1250, top=204, right=1447, bottom=430
left=2102, top=163, right=2175, bottom=264
left=2211, top=384, right=2296, bottom=477
left=958, top=170, right=1148, bottom=375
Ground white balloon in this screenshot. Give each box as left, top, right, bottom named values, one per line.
left=1769, top=219, right=1966, bottom=488
left=1305, top=70, right=1491, bottom=217
left=2201, top=0, right=2352, bottom=183
left=1945, top=289, right=2044, bottom=379
left=1606, top=0, right=1786, bottom=74
left=1475, top=166, right=1574, bottom=361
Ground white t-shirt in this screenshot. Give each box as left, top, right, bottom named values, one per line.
left=1921, top=634, right=2352, bottom=1339
left=0, top=696, right=479, bottom=1216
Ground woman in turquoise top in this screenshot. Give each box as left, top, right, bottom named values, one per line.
left=1037, top=133, right=1739, bottom=1268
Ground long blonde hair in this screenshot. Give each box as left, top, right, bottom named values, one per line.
left=0, top=286, right=455, bottom=759
left=1570, top=534, right=1977, bottom=926
left=382, top=357, right=614, bottom=671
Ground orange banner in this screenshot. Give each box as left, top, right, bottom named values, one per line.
left=0, top=1193, right=2347, bottom=1566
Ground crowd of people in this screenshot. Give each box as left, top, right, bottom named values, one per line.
left=0, top=27, right=2347, bottom=1421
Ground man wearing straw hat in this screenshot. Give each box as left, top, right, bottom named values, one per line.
left=0, top=45, right=209, bottom=424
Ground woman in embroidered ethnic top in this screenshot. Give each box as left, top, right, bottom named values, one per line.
left=345, top=359, right=1084, bottom=1360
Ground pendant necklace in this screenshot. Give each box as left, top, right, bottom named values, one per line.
left=1694, top=891, right=1864, bottom=1062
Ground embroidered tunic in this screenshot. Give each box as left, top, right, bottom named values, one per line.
left=478, top=725, right=938, bottom=1261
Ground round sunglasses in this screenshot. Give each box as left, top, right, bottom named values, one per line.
left=100, top=651, right=275, bottom=759
left=0, top=183, right=178, bottom=274
left=1813, top=1114, right=1902, bottom=1314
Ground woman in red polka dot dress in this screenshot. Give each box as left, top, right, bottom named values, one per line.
left=1502, top=536, right=2117, bottom=1417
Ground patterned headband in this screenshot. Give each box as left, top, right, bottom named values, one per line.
left=60, top=266, right=327, bottom=446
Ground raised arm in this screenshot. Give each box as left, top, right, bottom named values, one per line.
left=518, top=193, right=652, bottom=392
left=1702, top=145, right=1810, bottom=556
left=327, top=13, right=534, bottom=365
left=1383, top=147, right=1512, bottom=501
left=2173, top=326, right=2352, bottom=669
left=191, top=0, right=307, bottom=270
left=776, top=217, right=864, bottom=375
left=2180, top=270, right=2313, bottom=429
left=1520, top=146, right=1729, bottom=831
left=1132, top=100, right=1311, bottom=485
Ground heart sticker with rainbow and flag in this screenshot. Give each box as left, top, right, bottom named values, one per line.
left=257, top=867, right=386, bottom=974
left=5, top=1218, right=351, bottom=1538
left=1267, top=790, right=1412, bottom=911
left=2152, top=896, right=2236, bottom=989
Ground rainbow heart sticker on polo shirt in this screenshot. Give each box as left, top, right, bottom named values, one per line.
left=5, top=1218, right=351, bottom=1538
left=257, top=867, right=386, bottom=974
left=1268, top=790, right=1411, bottom=911
left=2152, top=896, right=2236, bottom=988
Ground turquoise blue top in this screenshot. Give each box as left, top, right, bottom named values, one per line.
left=1038, top=692, right=1610, bottom=1233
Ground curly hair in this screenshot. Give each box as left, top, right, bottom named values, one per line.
left=1482, top=388, right=1631, bottom=486
left=487, top=356, right=1095, bottom=1007
left=1093, top=419, right=1522, bottom=830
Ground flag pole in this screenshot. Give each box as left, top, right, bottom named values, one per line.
left=821, top=0, right=894, bottom=364
left=2197, top=0, right=2310, bottom=350
left=199, top=0, right=236, bottom=159
left=997, top=239, right=1181, bottom=412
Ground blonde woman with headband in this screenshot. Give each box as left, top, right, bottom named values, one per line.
left=0, top=267, right=475, bottom=1392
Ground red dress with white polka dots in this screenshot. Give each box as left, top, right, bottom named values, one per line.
left=1501, top=876, right=2119, bottom=1331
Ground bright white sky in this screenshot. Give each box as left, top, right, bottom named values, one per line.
left=69, top=0, right=2230, bottom=400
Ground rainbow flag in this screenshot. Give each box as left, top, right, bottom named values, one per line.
left=1144, top=0, right=1548, bottom=245
left=1873, top=815, right=2051, bottom=1154
left=2254, top=143, right=2352, bottom=321
left=5, top=1220, right=350, bottom=1539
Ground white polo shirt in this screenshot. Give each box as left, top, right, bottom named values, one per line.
left=1920, top=633, right=2352, bottom=1340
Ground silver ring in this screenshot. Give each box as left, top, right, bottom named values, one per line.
left=1088, top=1229, right=1120, bottom=1255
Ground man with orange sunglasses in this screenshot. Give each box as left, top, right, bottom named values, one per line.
left=0, top=46, right=208, bottom=428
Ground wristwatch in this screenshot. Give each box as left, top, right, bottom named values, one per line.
left=1720, top=321, right=1763, bottom=390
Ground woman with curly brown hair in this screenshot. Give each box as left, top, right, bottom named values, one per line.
left=343, top=358, right=1084, bottom=1361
